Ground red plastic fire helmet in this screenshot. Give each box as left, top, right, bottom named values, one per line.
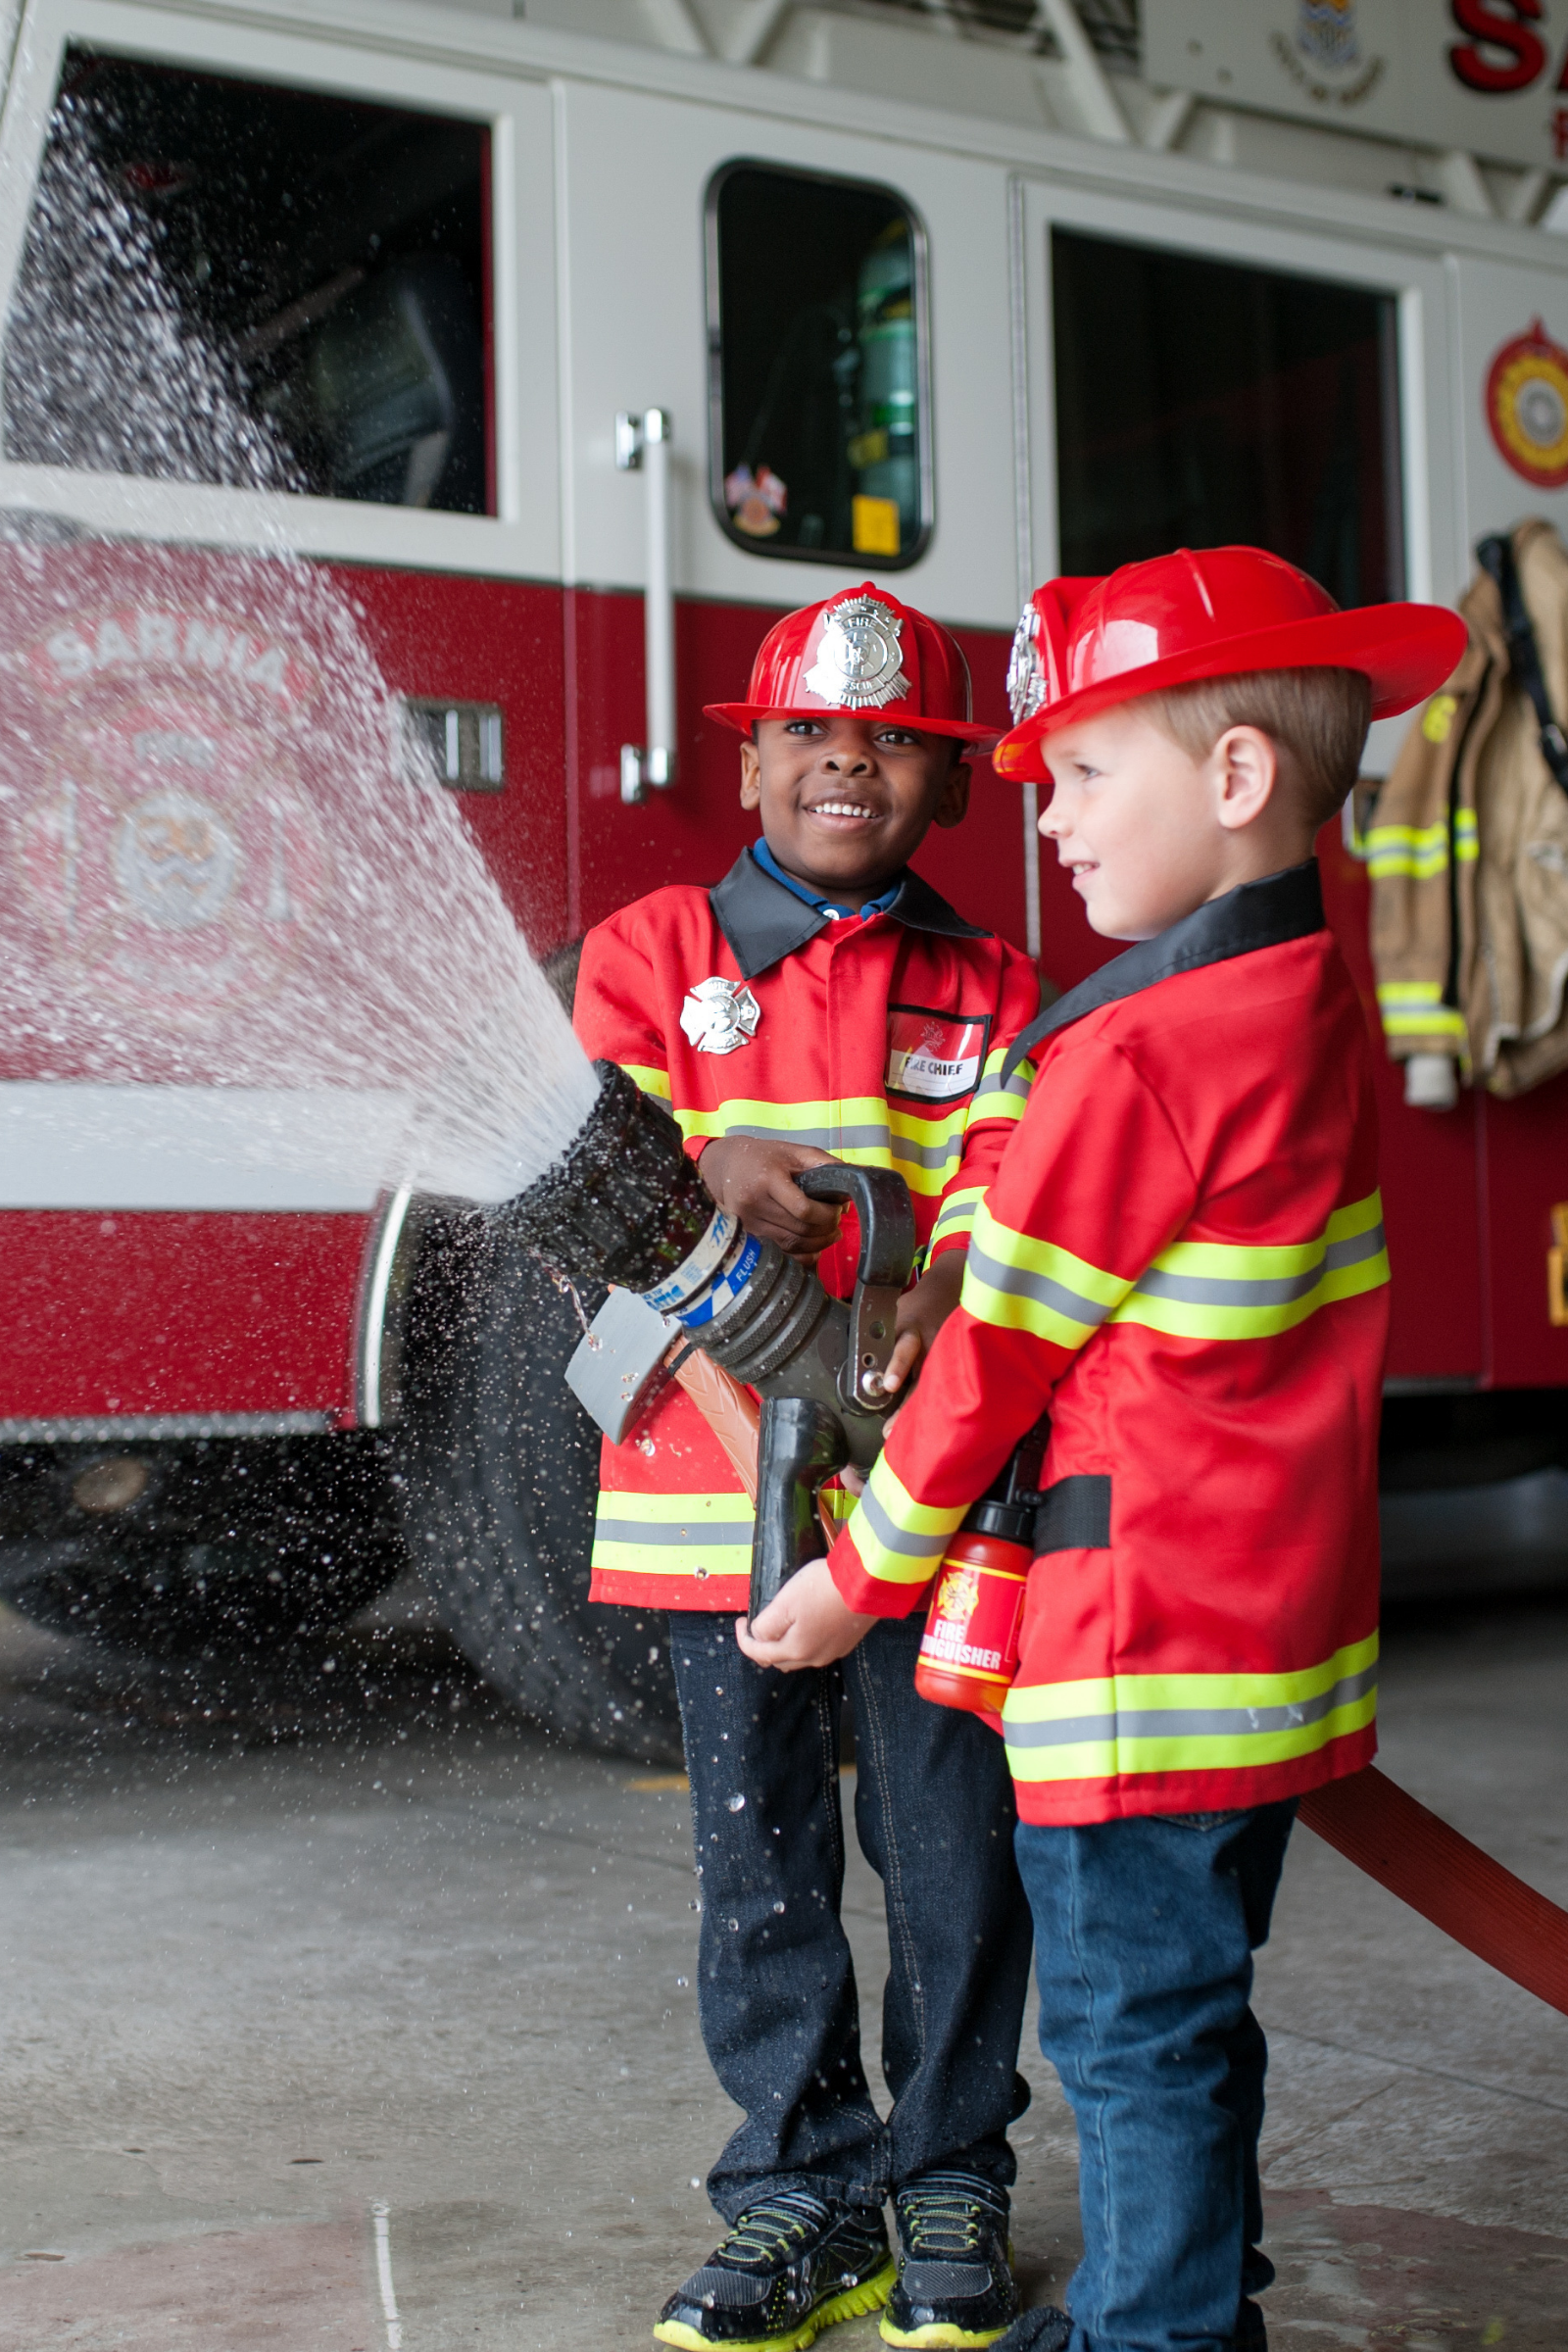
left=994, top=547, right=1469, bottom=782
left=705, top=581, right=999, bottom=746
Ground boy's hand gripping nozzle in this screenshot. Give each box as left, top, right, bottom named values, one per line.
left=495, top=1061, right=916, bottom=1630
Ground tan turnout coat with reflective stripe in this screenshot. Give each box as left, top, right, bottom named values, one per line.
left=1370, top=517, right=1568, bottom=1097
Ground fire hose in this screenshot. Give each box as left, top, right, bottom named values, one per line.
left=501, top=1059, right=1568, bottom=2021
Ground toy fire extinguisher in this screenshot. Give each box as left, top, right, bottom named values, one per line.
left=914, top=1429, right=1046, bottom=1734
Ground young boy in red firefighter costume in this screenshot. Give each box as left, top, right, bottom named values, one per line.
left=737, top=550, right=1467, bottom=2352
left=573, top=582, right=1042, bottom=2352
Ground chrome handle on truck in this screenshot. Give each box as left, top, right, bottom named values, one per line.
left=616, top=406, right=676, bottom=805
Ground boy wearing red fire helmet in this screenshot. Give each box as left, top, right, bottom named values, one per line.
left=740, top=551, right=1467, bottom=2352
left=573, top=583, right=1041, bottom=2351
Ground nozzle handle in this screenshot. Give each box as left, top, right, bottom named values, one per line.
left=795, top=1162, right=917, bottom=1290
left=795, top=1161, right=916, bottom=1411
left=749, top=1395, right=847, bottom=1626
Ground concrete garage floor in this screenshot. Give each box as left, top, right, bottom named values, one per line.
left=0, top=1584, right=1565, bottom=2352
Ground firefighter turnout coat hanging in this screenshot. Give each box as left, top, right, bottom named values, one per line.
left=573, top=848, right=1040, bottom=1611
left=827, top=864, right=1390, bottom=1826
left=1369, top=517, right=1568, bottom=1097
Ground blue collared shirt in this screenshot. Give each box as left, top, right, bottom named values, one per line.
left=751, top=838, right=905, bottom=924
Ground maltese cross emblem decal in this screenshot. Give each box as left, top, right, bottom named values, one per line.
left=680, top=975, right=761, bottom=1054
left=804, top=595, right=909, bottom=711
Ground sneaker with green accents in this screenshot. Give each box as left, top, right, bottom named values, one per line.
left=880, top=2172, right=1018, bottom=2347
left=654, top=2190, right=896, bottom=2352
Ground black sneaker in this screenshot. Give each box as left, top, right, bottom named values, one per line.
left=995, top=2296, right=1260, bottom=2351
left=994, top=2314, right=1069, bottom=2352
left=880, top=2172, right=1019, bottom=2347
left=655, top=2190, right=895, bottom=2351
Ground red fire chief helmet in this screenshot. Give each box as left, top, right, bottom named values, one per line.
left=705, top=582, right=1000, bottom=747
left=993, top=547, right=1468, bottom=781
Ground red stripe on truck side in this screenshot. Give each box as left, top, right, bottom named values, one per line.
left=0, top=1210, right=368, bottom=1419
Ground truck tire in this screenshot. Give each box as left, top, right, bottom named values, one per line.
left=0, top=1433, right=405, bottom=1661
left=395, top=1209, right=684, bottom=1765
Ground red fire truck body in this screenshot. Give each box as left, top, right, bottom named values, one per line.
left=4, top=0, right=1568, bottom=1744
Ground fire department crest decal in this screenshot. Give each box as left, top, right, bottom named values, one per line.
left=1296, top=0, right=1357, bottom=72
left=680, top=975, right=761, bottom=1054
left=112, top=784, right=240, bottom=930
left=804, top=596, right=909, bottom=711
left=1006, top=605, right=1047, bottom=726
left=17, top=694, right=329, bottom=1027
left=1269, top=0, right=1382, bottom=106
left=1486, top=319, right=1568, bottom=491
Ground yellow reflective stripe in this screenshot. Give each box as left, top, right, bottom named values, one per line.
left=847, top=1453, right=966, bottom=1588
left=619, top=1061, right=672, bottom=1102
left=1375, top=982, right=1467, bottom=1041
left=1003, top=1635, right=1378, bottom=1784
left=592, top=1489, right=753, bottom=1580
left=969, top=1045, right=1034, bottom=1125
left=1381, top=1009, right=1467, bottom=1039
left=1364, top=812, right=1478, bottom=878
left=672, top=1094, right=967, bottom=1196
left=1364, top=820, right=1448, bottom=880
left=1110, top=1191, right=1389, bottom=1341
left=930, top=1185, right=985, bottom=1247
left=961, top=1199, right=1131, bottom=1348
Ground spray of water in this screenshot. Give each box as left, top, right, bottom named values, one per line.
left=4, top=92, right=302, bottom=491
left=0, top=98, right=599, bottom=1211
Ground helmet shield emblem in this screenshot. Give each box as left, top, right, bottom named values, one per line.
left=1006, top=605, right=1046, bottom=726
left=803, top=595, right=910, bottom=711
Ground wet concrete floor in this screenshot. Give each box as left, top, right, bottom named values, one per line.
left=0, top=1582, right=1565, bottom=2351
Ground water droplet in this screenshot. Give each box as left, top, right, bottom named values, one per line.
left=772, top=1900, right=785, bottom=1914
left=676, top=1977, right=688, bottom=1987
left=726, top=1792, right=746, bottom=1811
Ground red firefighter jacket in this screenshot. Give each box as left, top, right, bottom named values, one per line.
left=827, top=862, right=1389, bottom=1826
left=574, top=847, right=1041, bottom=1612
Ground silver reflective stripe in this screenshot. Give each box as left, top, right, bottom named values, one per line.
left=1004, top=1662, right=1379, bottom=1750
left=889, top=1132, right=962, bottom=1170
left=971, top=1069, right=1032, bottom=1105
left=727, top=1120, right=958, bottom=1170
left=967, top=1239, right=1117, bottom=1329
left=1326, top=1224, right=1386, bottom=1270
left=858, top=1484, right=951, bottom=1562
left=1131, top=1224, right=1386, bottom=1311
left=594, top=1519, right=753, bottom=1546
left=932, top=1197, right=976, bottom=1231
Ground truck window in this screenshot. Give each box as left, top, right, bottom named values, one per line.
left=1053, top=228, right=1402, bottom=607
left=708, top=162, right=930, bottom=567
left=3, top=49, right=492, bottom=514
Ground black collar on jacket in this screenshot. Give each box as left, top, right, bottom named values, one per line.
left=710, top=846, right=989, bottom=982
left=1001, top=860, right=1326, bottom=1083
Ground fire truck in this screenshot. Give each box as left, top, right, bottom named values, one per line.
left=6, top=0, right=1568, bottom=1760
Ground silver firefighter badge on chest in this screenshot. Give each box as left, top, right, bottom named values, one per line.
left=680, top=975, right=761, bottom=1054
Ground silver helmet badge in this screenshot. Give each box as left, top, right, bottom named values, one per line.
left=803, top=595, right=910, bottom=711
left=1006, top=604, right=1047, bottom=727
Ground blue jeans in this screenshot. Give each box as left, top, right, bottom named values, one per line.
left=1014, top=1804, right=1296, bottom=2352
left=668, top=1612, right=1034, bottom=2222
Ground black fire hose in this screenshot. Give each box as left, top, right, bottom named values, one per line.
left=497, top=1060, right=916, bottom=1626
